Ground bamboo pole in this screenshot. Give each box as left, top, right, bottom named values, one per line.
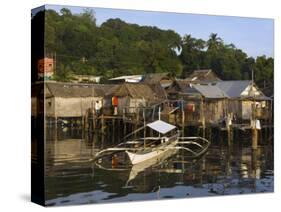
left=181, top=99, right=185, bottom=136
left=123, top=108, right=126, bottom=136
left=152, top=106, right=155, bottom=121
left=201, top=97, right=206, bottom=138
left=101, top=114, right=105, bottom=134
left=143, top=108, right=146, bottom=148
left=93, top=110, right=96, bottom=130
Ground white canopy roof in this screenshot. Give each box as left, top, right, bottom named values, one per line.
left=147, top=120, right=176, bottom=134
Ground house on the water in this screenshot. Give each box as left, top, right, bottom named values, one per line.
left=192, top=83, right=228, bottom=125
left=166, top=80, right=227, bottom=126
left=165, top=77, right=271, bottom=127
left=215, top=80, right=272, bottom=122
left=106, top=83, right=164, bottom=116
left=44, top=82, right=111, bottom=119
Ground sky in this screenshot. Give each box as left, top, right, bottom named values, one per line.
left=36, top=4, right=274, bottom=58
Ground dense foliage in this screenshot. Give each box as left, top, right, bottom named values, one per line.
left=33, top=8, right=274, bottom=93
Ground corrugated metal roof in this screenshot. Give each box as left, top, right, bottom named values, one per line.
left=109, top=75, right=143, bottom=82
left=147, top=120, right=176, bottom=134
left=215, top=81, right=251, bottom=98
left=193, top=81, right=271, bottom=100
left=193, top=84, right=227, bottom=99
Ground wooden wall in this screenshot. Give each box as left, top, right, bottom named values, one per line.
left=45, top=97, right=103, bottom=118
left=204, top=99, right=226, bottom=124
left=228, top=99, right=271, bottom=121
left=183, top=100, right=201, bottom=125
left=117, top=97, right=146, bottom=114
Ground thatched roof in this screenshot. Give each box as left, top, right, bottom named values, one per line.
left=167, top=80, right=198, bottom=94
left=96, top=84, right=117, bottom=95
left=142, top=73, right=171, bottom=84
left=106, top=83, right=158, bottom=100
left=45, top=82, right=111, bottom=98
left=185, top=69, right=221, bottom=82
left=146, top=82, right=167, bottom=99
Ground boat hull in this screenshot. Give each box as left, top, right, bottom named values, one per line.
left=126, top=141, right=177, bottom=165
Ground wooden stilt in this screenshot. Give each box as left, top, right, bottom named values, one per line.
left=54, top=116, right=58, bottom=142
left=93, top=114, right=96, bottom=130
left=181, top=100, right=185, bottom=137
left=226, top=113, right=233, bottom=146
left=152, top=106, right=155, bottom=121
left=112, top=118, right=115, bottom=144
left=101, top=115, right=105, bottom=134
left=209, top=127, right=212, bottom=141
left=251, top=149, right=258, bottom=178
left=202, top=122, right=206, bottom=138
left=227, top=127, right=232, bottom=146
left=124, top=122, right=127, bottom=137
left=85, top=112, right=88, bottom=130
left=134, top=108, right=139, bottom=139
left=252, top=128, right=258, bottom=150
left=143, top=109, right=146, bottom=147
left=200, top=97, right=206, bottom=138
left=101, top=132, right=105, bottom=149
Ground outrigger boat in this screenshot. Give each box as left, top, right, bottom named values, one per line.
left=125, top=120, right=179, bottom=164
left=94, top=119, right=210, bottom=165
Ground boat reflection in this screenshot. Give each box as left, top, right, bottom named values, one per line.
left=95, top=148, right=179, bottom=186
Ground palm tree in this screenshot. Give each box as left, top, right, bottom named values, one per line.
left=225, top=43, right=236, bottom=49
left=207, top=33, right=223, bottom=50
left=182, top=34, right=205, bottom=50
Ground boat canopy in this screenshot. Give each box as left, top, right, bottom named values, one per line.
left=147, top=120, right=176, bottom=134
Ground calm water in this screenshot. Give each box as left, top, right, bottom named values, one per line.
left=43, top=125, right=274, bottom=206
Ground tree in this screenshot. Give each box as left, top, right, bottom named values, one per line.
left=254, top=56, right=273, bottom=88
left=53, top=64, right=73, bottom=81
left=207, top=33, right=223, bottom=51
left=180, top=34, right=206, bottom=76
left=241, top=57, right=255, bottom=80
left=38, top=8, right=273, bottom=88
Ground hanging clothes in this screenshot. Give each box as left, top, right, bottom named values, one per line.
left=112, top=96, right=118, bottom=106
left=186, top=103, right=195, bottom=112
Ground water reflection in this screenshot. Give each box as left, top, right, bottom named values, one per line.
left=44, top=125, right=274, bottom=206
